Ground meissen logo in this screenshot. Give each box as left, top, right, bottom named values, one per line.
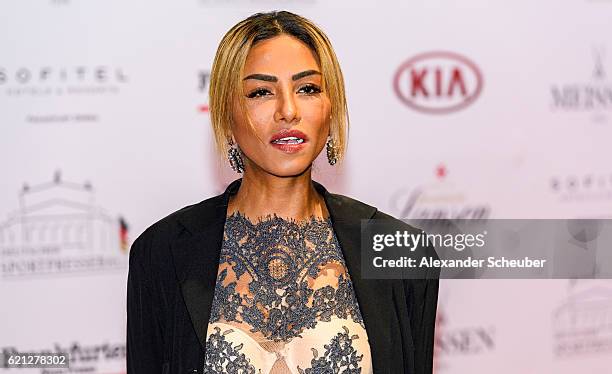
left=435, top=304, right=495, bottom=358
left=550, top=46, right=612, bottom=121
left=393, top=51, right=483, bottom=114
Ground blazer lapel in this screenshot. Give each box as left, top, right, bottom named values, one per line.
left=169, top=182, right=233, bottom=355
left=316, top=181, right=394, bottom=373
left=170, top=178, right=393, bottom=373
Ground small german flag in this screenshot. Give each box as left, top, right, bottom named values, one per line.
left=119, top=216, right=129, bottom=252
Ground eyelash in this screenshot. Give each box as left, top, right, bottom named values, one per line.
left=246, top=84, right=322, bottom=99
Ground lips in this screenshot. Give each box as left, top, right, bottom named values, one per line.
left=270, top=129, right=308, bottom=154
left=270, top=129, right=308, bottom=144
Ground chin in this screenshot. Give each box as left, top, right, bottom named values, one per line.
left=265, top=161, right=313, bottom=177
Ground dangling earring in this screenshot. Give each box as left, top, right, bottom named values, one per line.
left=326, top=135, right=338, bottom=165
left=227, top=138, right=244, bottom=173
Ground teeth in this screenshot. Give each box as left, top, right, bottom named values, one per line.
left=272, top=136, right=304, bottom=144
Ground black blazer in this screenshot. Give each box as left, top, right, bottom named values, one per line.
left=127, top=178, right=440, bottom=374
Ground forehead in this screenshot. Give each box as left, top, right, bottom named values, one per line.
left=243, top=34, right=320, bottom=74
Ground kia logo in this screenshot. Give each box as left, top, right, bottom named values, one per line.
left=393, top=51, right=483, bottom=114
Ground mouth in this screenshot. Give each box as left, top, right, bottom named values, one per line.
left=271, top=136, right=305, bottom=145
left=270, top=129, right=308, bottom=154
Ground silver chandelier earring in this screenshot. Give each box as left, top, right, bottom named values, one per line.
left=326, top=135, right=338, bottom=165
left=227, top=138, right=244, bottom=173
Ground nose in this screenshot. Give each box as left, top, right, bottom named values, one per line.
left=274, top=86, right=300, bottom=125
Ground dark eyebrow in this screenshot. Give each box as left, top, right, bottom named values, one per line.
left=243, top=73, right=277, bottom=82
left=292, top=70, right=321, bottom=81
left=243, top=70, right=321, bottom=82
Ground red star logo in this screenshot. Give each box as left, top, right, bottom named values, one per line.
left=436, top=164, right=447, bottom=179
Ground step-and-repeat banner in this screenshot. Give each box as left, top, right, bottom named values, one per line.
left=1, top=0, right=611, bottom=372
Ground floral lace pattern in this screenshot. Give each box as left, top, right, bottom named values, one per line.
left=204, top=211, right=372, bottom=373
left=204, top=326, right=259, bottom=374
left=209, top=211, right=365, bottom=342
left=297, top=326, right=364, bottom=374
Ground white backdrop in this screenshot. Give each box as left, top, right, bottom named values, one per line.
left=1, top=0, right=611, bottom=372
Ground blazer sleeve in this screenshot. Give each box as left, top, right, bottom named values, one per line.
left=126, top=235, right=165, bottom=374
left=403, top=242, right=440, bottom=374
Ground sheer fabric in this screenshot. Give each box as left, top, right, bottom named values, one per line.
left=204, top=211, right=373, bottom=374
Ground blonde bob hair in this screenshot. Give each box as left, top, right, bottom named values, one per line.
left=209, top=10, right=349, bottom=165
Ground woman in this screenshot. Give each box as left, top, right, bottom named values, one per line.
left=127, top=10, right=439, bottom=374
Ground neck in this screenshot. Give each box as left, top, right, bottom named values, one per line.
left=227, top=167, right=329, bottom=222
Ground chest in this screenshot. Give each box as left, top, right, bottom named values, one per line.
left=202, top=213, right=374, bottom=373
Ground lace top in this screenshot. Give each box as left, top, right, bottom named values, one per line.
left=204, top=211, right=373, bottom=374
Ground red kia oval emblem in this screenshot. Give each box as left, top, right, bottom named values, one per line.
left=393, top=51, right=483, bottom=114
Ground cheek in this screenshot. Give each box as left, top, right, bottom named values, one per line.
left=303, top=100, right=331, bottom=127
left=242, top=101, right=276, bottom=131
left=232, top=104, right=269, bottom=140
left=308, top=102, right=331, bottom=147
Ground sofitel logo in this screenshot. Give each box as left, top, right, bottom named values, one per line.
left=393, top=51, right=483, bottom=114
left=0, top=66, right=128, bottom=97
left=550, top=172, right=612, bottom=202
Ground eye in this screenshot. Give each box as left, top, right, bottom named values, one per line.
left=246, top=88, right=272, bottom=99
left=299, top=84, right=322, bottom=95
